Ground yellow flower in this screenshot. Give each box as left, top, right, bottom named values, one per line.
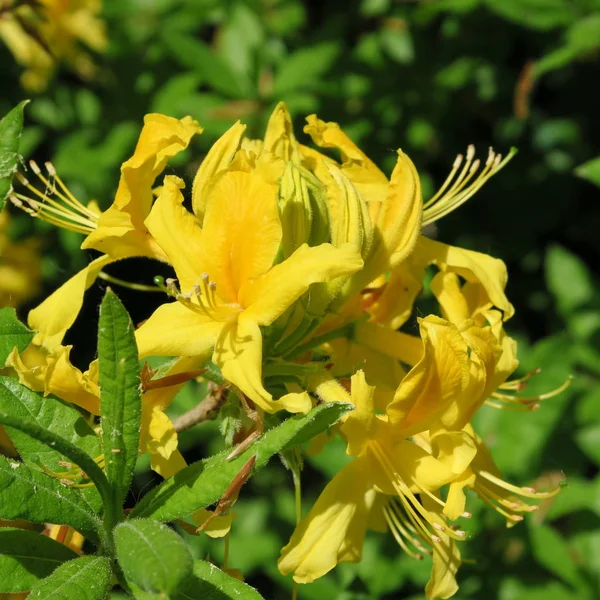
left=0, top=0, right=107, bottom=91
left=12, top=113, right=200, bottom=350
left=279, top=317, right=479, bottom=599
left=0, top=211, right=41, bottom=309
left=134, top=163, right=363, bottom=413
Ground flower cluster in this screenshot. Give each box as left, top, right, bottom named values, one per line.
left=0, top=0, right=106, bottom=91
left=8, top=103, right=568, bottom=598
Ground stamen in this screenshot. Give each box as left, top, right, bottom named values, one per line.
left=478, top=470, right=561, bottom=499
left=384, top=504, right=425, bottom=560
left=422, top=146, right=517, bottom=226
left=98, top=271, right=163, bottom=293
left=11, top=162, right=99, bottom=234
left=491, top=374, right=572, bottom=413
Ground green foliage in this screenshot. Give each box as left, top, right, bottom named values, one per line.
left=0, top=528, right=77, bottom=592
left=575, top=156, right=600, bottom=187
left=131, top=402, right=352, bottom=521
left=0, top=101, right=27, bottom=212
left=115, top=519, right=193, bottom=595
left=0, top=455, right=101, bottom=540
left=0, top=308, right=33, bottom=365
left=98, top=289, right=141, bottom=514
left=175, top=560, right=264, bottom=599
left=28, top=556, right=112, bottom=600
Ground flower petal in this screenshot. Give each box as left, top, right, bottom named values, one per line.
left=200, top=167, right=282, bottom=303
left=415, top=236, right=515, bottom=320
left=144, top=175, right=205, bottom=292
left=213, top=317, right=311, bottom=414
left=83, top=114, right=201, bottom=256
left=240, top=243, right=363, bottom=326
left=135, top=301, right=223, bottom=359
left=192, top=121, right=246, bottom=222
left=263, top=102, right=301, bottom=162
left=28, top=254, right=114, bottom=351
left=278, top=457, right=374, bottom=583
left=386, top=316, right=470, bottom=437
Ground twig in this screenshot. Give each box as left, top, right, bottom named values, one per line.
left=172, top=385, right=226, bottom=432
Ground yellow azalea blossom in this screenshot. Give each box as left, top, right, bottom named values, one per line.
left=279, top=317, right=481, bottom=599
left=0, top=211, right=41, bottom=309
left=135, top=167, right=363, bottom=414
left=5, top=343, right=100, bottom=415
left=12, top=114, right=201, bottom=350
left=0, top=0, right=107, bottom=91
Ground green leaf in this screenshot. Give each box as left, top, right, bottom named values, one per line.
left=130, top=402, right=352, bottom=521
left=0, top=528, right=78, bottom=593
left=28, top=556, right=112, bottom=600
left=0, top=456, right=101, bottom=542
left=575, top=156, right=600, bottom=187
left=0, top=377, right=101, bottom=477
left=484, top=0, right=576, bottom=31
left=272, top=42, right=341, bottom=96
left=162, top=31, right=251, bottom=99
left=0, top=308, right=34, bottom=366
left=545, top=245, right=595, bottom=314
left=0, top=101, right=28, bottom=212
left=575, top=424, right=600, bottom=464
left=174, top=560, right=264, bottom=599
left=114, top=519, right=193, bottom=595
left=529, top=522, right=584, bottom=588
left=98, top=290, right=141, bottom=512
left=0, top=411, right=111, bottom=529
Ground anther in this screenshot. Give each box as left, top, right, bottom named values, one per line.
left=466, top=144, right=475, bottom=160
left=432, top=523, right=445, bottom=531
left=454, top=529, right=467, bottom=538
left=29, top=160, right=41, bottom=175
left=45, top=162, right=57, bottom=176
left=461, top=512, right=472, bottom=519
left=201, top=273, right=210, bottom=283
left=432, top=535, right=442, bottom=543
left=209, top=281, right=217, bottom=291
left=508, top=515, right=523, bottom=522
left=60, top=478, right=73, bottom=487
left=58, top=461, right=72, bottom=468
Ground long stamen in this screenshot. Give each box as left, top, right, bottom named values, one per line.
left=423, top=146, right=517, bottom=226
left=11, top=161, right=99, bottom=234
left=371, top=442, right=466, bottom=542
left=489, top=375, right=572, bottom=411
left=384, top=504, right=425, bottom=560
left=478, top=470, right=562, bottom=500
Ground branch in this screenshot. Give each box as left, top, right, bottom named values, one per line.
left=172, top=386, right=225, bottom=433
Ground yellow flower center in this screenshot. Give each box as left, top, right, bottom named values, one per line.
left=157, top=273, right=242, bottom=323
left=10, top=160, right=99, bottom=235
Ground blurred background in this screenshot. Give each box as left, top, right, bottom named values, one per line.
left=1, top=0, right=599, bottom=598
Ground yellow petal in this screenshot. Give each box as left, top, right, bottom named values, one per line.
left=143, top=355, right=209, bottom=411
left=430, top=431, right=477, bottom=476
left=263, top=102, right=301, bottom=162
left=414, top=236, right=515, bottom=320
left=192, top=509, right=233, bottom=539
left=144, top=175, right=205, bottom=291
left=135, top=301, right=223, bottom=359
left=150, top=447, right=187, bottom=479
left=445, top=471, right=476, bottom=521
left=431, top=272, right=471, bottom=324
left=354, top=322, right=424, bottom=367
left=368, top=261, right=423, bottom=329
left=192, top=121, right=246, bottom=222
left=83, top=114, right=201, bottom=256
left=28, top=254, right=114, bottom=351
left=44, top=345, right=100, bottom=415
left=386, top=316, right=470, bottom=437
left=200, top=168, right=281, bottom=303
left=341, top=371, right=377, bottom=457
left=239, top=243, right=363, bottom=326
left=278, top=457, right=373, bottom=583
left=362, top=151, right=422, bottom=286
left=5, top=346, right=46, bottom=392
left=422, top=495, right=461, bottom=600
left=214, top=317, right=311, bottom=414
left=303, top=115, right=388, bottom=207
